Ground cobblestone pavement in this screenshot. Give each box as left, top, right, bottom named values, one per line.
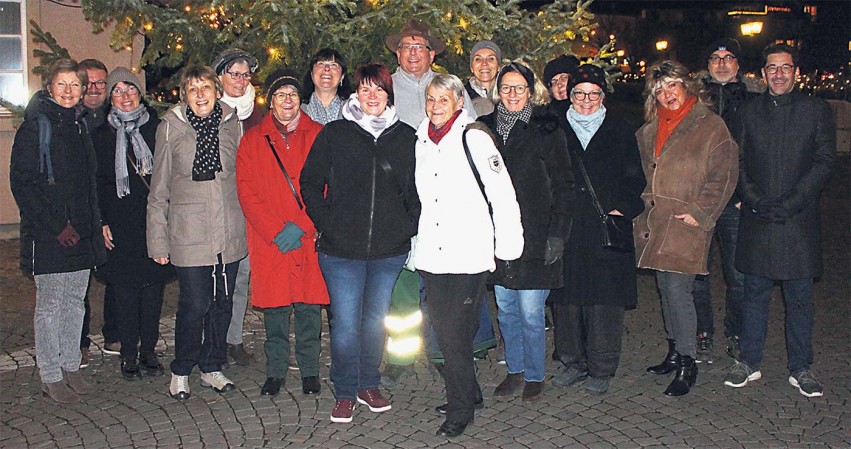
left=1, top=158, right=848, bottom=448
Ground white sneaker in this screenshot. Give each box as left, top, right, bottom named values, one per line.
left=169, top=374, right=190, bottom=399
left=200, top=371, right=235, bottom=393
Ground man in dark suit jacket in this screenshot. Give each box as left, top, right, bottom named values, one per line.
left=725, top=44, right=835, bottom=398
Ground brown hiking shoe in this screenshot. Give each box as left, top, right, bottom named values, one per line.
left=521, top=381, right=544, bottom=402
left=42, top=380, right=79, bottom=403
left=493, top=372, right=524, bottom=396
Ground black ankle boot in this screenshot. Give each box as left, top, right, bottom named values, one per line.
left=647, top=339, right=679, bottom=375
left=664, top=355, right=697, bottom=397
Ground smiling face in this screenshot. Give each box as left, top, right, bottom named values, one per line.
left=425, top=85, right=462, bottom=129
left=110, top=81, right=141, bottom=113
left=762, top=51, right=799, bottom=96
left=549, top=73, right=570, bottom=101
left=219, top=61, right=251, bottom=98
left=270, top=85, right=301, bottom=124
left=396, top=35, right=435, bottom=79
left=654, top=79, right=688, bottom=111
left=311, top=58, right=344, bottom=94
left=47, top=71, right=84, bottom=109
left=470, top=48, right=499, bottom=88
left=707, top=50, right=739, bottom=85
left=570, top=82, right=603, bottom=116
left=83, top=68, right=107, bottom=109
left=499, top=71, right=530, bottom=112
left=357, top=81, right=389, bottom=116
left=185, top=77, right=220, bottom=117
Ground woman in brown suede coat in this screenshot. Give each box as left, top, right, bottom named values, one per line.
left=634, top=61, right=738, bottom=397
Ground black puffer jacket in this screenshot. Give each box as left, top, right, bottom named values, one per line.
left=10, top=91, right=106, bottom=274
left=480, top=106, right=575, bottom=289
left=300, top=119, right=420, bottom=260
left=92, top=106, right=174, bottom=286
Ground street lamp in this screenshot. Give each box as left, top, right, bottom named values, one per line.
left=656, top=40, right=669, bottom=51
left=741, top=21, right=764, bottom=37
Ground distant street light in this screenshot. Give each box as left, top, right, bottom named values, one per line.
left=741, top=21, right=764, bottom=36
left=656, top=40, right=669, bottom=51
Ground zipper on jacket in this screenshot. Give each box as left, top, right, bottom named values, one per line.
left=31, top=241, right=36, bottom=276
left=366, top=138, right=378, bottom=257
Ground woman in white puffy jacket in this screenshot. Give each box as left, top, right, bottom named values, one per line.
left=413, top=74, right=523, bottom=438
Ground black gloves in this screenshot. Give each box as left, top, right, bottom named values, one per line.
left=56, top=222, right=80, bottom=247
left=544, top=237, right=564, bottom=266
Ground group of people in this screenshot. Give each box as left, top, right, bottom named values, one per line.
left=11, top=16, right=834, bottom=439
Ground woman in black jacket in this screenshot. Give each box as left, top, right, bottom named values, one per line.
left=548, top=64, right=646, bottom=395
left=480, top=62, right=574, bottom=403
left=300, top=63, right=419, bottom=423
left=92, top=68, right=174, bottom=381
left=10, top=59, right=105, bottom=403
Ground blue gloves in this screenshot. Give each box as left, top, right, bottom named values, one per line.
left=273, top=221, right=305, bottom=255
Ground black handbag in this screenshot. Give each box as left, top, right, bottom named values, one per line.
left=571, top=147, right=633, bottom=252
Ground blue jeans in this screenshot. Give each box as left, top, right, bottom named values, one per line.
left=739, top=275, right=814, bottom=374
left=171, top=261, right=239, bottom=375
left=494, top=287, right=549, bottom=382
left=693, top=203, right=745, bottom=338
left=319, top=252, right=406, bottom=400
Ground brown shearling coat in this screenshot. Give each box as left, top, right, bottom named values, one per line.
left=633, top=102, right=738, bottom=275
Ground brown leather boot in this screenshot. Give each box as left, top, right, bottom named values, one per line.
left=63, top=369, right=92, bottom=395
left=42, top=380, right=80, bottom=403
left=521, top=381, right=544, bottom=402
left=493, top=372, right=524, bottom=396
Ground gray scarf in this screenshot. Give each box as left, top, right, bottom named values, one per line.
left=108, top=104, right=151, bottom=198
left=567, top=104, right=606, bottom=150
left=301, top=92, right=343, bottom=125
left=495, top=102, right=532, bottom=144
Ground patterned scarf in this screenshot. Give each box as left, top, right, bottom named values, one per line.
left=341, top=93, right=398, bottom=138
left=495, top=102, right=532, bottom=144
left=301, top=92, right=343, bottom=125
left=186, top=102, right=223, bottom=181
left=108, top=104, right=151, bottom=198
left=567, top=104, right=606, bottom=150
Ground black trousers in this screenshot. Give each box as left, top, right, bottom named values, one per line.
left=114, top=282, right=165, bottom=360
left=554, top=303, right=625, bottom=378
left=81, top=282, right=120, bottom=348
left=421, top=271, right=487, bottom=424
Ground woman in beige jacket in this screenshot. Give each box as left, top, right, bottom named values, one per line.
left=147, top=65, right=247, bottom=400
left=634, top=60, right=737, bottom=397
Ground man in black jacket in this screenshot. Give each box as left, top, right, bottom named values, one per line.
left=725, top=44, right=835, bottom=398
left=693, top=39, right=753, bottom=363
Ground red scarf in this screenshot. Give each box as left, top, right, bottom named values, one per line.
left=428, top=109, right=463, bottom=144
left=655, top=95, right=697, bottom=157
left=273, top=111, right=300, bottom=141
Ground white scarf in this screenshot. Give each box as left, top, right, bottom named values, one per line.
left=220, top=83, right=256, bottom=121
left=341, top=93, right=398, bottom=138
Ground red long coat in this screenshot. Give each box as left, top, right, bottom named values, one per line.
left=236, top=112, right=328, bottom=308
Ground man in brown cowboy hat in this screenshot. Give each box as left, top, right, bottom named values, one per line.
left=385, top=19, right=475, bottom=127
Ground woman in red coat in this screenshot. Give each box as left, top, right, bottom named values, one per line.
left=236, top=69, right=329, bottom=397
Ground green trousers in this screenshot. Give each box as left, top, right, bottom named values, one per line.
left=263, top=303, right=322, bottom=378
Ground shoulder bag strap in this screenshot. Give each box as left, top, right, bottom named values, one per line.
left=265, top=134, right=304, bottom=210
left=570, top=146, right=606, bottom=220
left=126, top=152, right=151, bottom=191
left=461, top=128, right=493, bottom=218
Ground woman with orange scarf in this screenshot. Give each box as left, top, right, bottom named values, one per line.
left=634, top=61, right=738, bottom=396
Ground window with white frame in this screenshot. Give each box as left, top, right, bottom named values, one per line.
left=0, top=0, right=25, bottom=109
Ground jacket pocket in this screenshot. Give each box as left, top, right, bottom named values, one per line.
left=657, top=216, right=705, bottom=263
left=168, top=203, right=206, bottom=247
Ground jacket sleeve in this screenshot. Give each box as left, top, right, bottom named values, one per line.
left=777, top=100, right=836, bottom=215
left=299, top=126, right=333, bottom=232
left=146, top=120, right=172, bottom=259
left=9, top=118, right=66, bottom=236
left=94, top=131, right=114, bottom=227
left=544, top=129, right=574, bottom=239
left=612, top=127, right=647, bottom=220
left=686, top=126, right=739, bottom=231
left=467, top=129, right=524, bottom=261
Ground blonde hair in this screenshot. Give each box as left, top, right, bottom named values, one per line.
left=642, top=60, right=707, bottom=122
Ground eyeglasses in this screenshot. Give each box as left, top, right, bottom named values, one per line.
left=88, top=80, right=107, bottom=89
left=764, top=64, right=795, bottom=74
left=399, top=44, right=431, bottom=53
left=571, top=90, right=602, bottom=101
left=315, top=62, right=342, bottom=71
left=551, top=74, right=570, bottom=86
left=225, top=70, right=251, bottom=80
left=709, top=55, right=737, bottom=64
left=54, top=81, right=83, bottom=91
left=112, top=85, right=139, bottom=97
left=499, top=84, right=528, bottom=95
left=272, top=92, right=300, bottom=102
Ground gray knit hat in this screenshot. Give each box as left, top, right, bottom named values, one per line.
left=212, top=48, right=259, bottom=75
left=470, top=40, right=502, bottom=64
left=106, top=67, right=145, bottom=98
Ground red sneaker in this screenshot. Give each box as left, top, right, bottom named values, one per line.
left=330, top=399, right=355, bottom=423
left=356, top=388, right=391, bottom=412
